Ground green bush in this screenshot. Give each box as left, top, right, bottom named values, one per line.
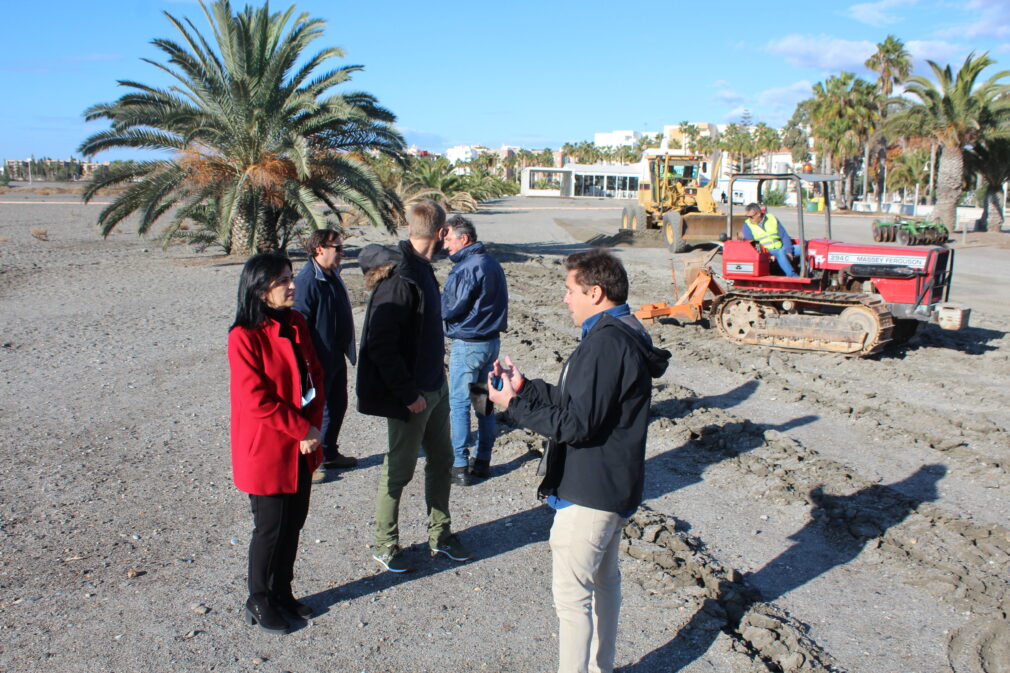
left=763, top=188, right=787, bottom=206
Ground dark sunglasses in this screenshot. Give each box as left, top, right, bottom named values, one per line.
left=321, top=244, right=344, bottom=251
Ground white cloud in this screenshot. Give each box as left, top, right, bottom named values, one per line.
left=846, top=0, right=919, bottom=26
left=755, top=80, right=814, bottom=107
left=766, top=34, right=876, bottom=70
left=722, top=107, right=750, bottom=123
left=939, top=0, right=1010, bottom=40
left=711, top=80, right=744, bottom=106
left=906, top=40, right=964, bottom=66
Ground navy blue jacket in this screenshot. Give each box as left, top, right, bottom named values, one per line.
left=441, top=242, right=508, bottom=340
left=294, top=259, right=356, bottom=371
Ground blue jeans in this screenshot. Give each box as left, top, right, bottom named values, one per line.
left=448, top=338, right=500, bottom=468
left=769, top=243, right=800, bottom=277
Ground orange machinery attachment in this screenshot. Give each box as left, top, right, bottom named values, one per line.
left=635, top=249, right=724, bottom=324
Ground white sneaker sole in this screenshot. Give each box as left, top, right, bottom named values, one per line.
left=431, top=547, right=471, bottom=562
left=372, top=553, right=411, bottom=573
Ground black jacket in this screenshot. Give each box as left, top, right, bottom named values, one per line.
left=355, top=241, right=442, bottom=421
left=503, top=312, right=671, bottom=513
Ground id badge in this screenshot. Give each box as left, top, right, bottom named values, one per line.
left=301, top=386, right=316, bottom=409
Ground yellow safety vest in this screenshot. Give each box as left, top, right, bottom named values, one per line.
left=745, top=213, right=784, bottom=250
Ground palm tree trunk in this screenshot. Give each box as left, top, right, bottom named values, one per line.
left=230, top=212, right=253, bottom=257
left=875, top=141, right=886, bottom=212
left=936, top=144, right=964, bottom=231
left=255, top=210, right=279, bottom=253
left=928, top=142, right=936, bottom=204
left=861, top=144, right=870, bottom=201
left=976, top=184, right=1005, bottom=232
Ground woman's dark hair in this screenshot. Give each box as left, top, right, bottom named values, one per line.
left=231, top=252, right=293, bottom=330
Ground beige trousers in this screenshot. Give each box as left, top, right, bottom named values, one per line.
left=549, top=504, right=627, bottom=673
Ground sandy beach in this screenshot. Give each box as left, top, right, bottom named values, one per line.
left=1, top=191, right=1009, bottom=672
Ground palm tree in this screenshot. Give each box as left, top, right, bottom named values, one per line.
left=809, top=72, right=880, bottom=207
left=782, top=102, right=812, bottom=164
left=865, top=35, right=912, bottom=209
left=752, top=122, right=781, bottom=171
left=967, top=137, right=1010, bottom=231
left=887, top=53, right=1010, bottom=230
left=887, top=148, right=929, bottom=204
left=78, top=0, right=403, bottom=255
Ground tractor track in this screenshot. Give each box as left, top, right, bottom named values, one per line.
left=710, top=290, right=895, bottom=356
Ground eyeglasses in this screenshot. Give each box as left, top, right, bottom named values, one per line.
left=321, top=244, right=343, bottom=251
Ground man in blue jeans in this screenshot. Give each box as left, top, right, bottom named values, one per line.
left=441, top=216, right=508, bottom=486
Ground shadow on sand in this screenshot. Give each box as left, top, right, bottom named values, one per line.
left=624, top=464, right=947, bottom=672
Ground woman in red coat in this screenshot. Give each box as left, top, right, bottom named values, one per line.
left=228, top=252, right=325, bottom=635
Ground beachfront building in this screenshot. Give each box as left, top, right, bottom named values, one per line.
left=593, top=130, right=642, bottom=147
left=520, top=164, right=640, bottom=198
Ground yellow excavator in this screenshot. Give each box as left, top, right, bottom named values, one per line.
left=620, top=152, right=748, bottom=252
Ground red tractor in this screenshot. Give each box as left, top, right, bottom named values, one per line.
left=711, top=172, right=969, bottom=356
left=639, top=172, right=971, bottom=357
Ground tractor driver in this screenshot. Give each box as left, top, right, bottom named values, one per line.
left=742, top=203, right=800, bottom=277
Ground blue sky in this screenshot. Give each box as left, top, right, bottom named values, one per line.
left=1, top=0, right=1008, bottom=161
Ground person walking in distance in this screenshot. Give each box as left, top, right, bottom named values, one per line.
left=441, top=215, right=508, bottom=485
left=294, top=228, right=358, bottom=482
left=356, top=200, right=471, bottom=573
left=488, top=249, right=670, bottom=673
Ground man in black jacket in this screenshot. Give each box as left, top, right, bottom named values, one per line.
left=488, top=249, right=670, bottom=673
left=294, top=228, right=358, bottom=483
left=356, top=200, right=471, bottom=573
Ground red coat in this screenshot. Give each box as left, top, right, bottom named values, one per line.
left=228, top=311, right=325, bottom=495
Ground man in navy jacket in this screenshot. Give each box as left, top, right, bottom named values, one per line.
left=441, top=216, right=508, bottom=485
left=294, top=228, right=358, bottom=481
left=488, top=249, right=670, bottom=673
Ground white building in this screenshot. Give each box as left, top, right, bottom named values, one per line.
left=445, top=144, right=479, bottom=164
left=520, top=164, right=641, bottom=198
left=593, top=130, right=641, bottom=147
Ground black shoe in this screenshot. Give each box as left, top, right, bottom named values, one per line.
left=451, top=466, right=471, bottom=486
left=244, top=597, right=290, bottom=635
left=272, top=593, right=314, bottom=620
left=322, top=452, right=358, bottom=469
left=469, top=459, right=491, bottom=479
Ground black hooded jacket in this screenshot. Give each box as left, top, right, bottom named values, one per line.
left=503, top=312, right=671, bottom=513
left=355, top=241, right=445, bottom=421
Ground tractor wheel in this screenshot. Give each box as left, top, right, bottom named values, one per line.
left=897, top=228, right=910, bottom=246
left=840, top=305, right=879, bottom=342
left=663, top=211, right=689, bottom=253
left=620, top=206, right=632, bottom=230
left=872, top=222, right=882, bottom=242
left=630, top=205, right=647, bottom=231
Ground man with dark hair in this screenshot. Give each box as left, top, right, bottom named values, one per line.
left=294, top=227, right=358, bottom=482
left=488, top=248, right=670, bottom=673
left=442, top=215, right=508, bottom=485
left=356, top=200, right=471, bottom=573
left=742, top=203, right=800, bottom=277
